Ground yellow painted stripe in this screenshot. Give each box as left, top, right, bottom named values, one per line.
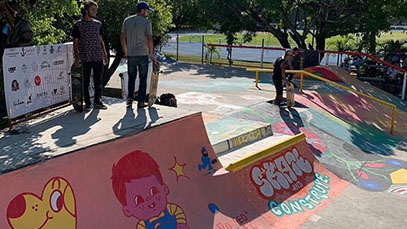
left=246, top=68, right=274, bottom=73
left=225, top=133, right=306, bottom=172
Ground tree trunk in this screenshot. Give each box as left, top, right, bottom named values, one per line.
left=315, top=22, right=326, bottom=52
left=269, top=30, right=291, bottom=48
left=290, top=33, right=307, bottom=49
left=315, top=35, right=326, bottom=51
left=368, top=31, right=376, bottom=54
left=102, top=53, right=123, bottom=87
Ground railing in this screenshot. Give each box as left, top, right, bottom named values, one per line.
left=287, top=69, right=398, bottom=135
left=246, top=68, right=274, bottom=89
left=318, top=50, right=407, bottom=100
left=207, top=43, right=286, bottom=68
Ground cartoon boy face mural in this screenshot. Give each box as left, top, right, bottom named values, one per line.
left=111, top=150, right=189, bottom=229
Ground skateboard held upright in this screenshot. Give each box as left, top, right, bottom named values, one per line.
left=286, top=82, right=295, bottom=108
left=70, top=64, right=84, bottom=112
left=148, top=61, right=160, bottom=107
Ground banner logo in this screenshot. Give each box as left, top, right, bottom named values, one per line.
left=11, top=80, right=20, bottom=91
left=8, top=67, right=16, bottom=73
left=35, top=75, right=41, bottom=86
left=40, top=61, right=50, bottom=69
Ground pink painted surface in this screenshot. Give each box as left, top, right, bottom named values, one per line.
left=302, top=66, right=343, bottom=82
left=298, top=66, right=407, bottom=135
left=0, top=113, right=348, bottom=229
left=296, top=86, right=407, bottom=135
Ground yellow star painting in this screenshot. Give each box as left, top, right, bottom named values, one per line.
left=169, top=157, right=190, bottom=182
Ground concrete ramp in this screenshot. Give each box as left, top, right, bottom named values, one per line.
left=317, top=66, right=406, bottom=106
left=1, top=113, right=348, bottom=229
left=296, top=66, right=407, bottom=136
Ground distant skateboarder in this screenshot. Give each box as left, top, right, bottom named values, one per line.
left=272, top=50, right=293, bottom=105
left=198, top=146, right=217, bottom=173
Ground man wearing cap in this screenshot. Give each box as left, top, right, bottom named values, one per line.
left=272, top=50, right=293, bottom=105
left=121, top=1, right=157, bottom=109
left=287, top=47, right=301, bottom=88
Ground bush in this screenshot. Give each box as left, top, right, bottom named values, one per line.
left=326, top=35, right=360, bottom=52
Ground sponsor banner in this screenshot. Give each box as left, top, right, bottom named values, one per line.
left=3, top=44, right=73, bottom=119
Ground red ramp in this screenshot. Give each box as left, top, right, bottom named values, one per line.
left=0, top=113, right=348, bottom=229
left=302, top=66, right=343, bottom=82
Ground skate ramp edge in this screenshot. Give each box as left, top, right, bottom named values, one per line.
left=0, top=113, right=349, bottom=229
left=225, top=133, right=306, bottom=172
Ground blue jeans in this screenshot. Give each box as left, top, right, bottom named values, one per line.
left=127, top=56, right=148, bottom=103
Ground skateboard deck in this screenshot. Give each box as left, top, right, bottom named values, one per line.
left=148, top=62, right=160, bottom=107
left=286, top=82, right=295, bottom=108
left=71, top=64, right=84, bottom=112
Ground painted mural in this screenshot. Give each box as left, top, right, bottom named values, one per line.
left=272, top=121, right=407, bottom=192
left=7, top=177, right=77, bottom=229
left=111, top=151, right=189, bottom=229
left=250, top=147, right=314, bottom=199
left=268, top=173, right=331, bottom=217
left=0, top=114, right=348, bottom=228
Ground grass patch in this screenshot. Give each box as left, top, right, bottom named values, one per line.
left=179, top=33, right=298, bottom=47
left=164, top=53, right=274, bottom=69
left=178, top=31, right=407, bottom=49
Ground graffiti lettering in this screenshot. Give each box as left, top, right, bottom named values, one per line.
left=268, top=173, right=330, bottom=217
left=216, top=222, right=233, bottom=229
left=250, top=147, right=313, bottom=199
left=233, top=211, right=249, bottom=225
left=231, top=127, right=272, bottom=149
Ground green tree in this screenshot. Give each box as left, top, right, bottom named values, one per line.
left=357, top=0, right=407, bottom=54
left=28, top=0, right=80, bottom=45
left=190, top=0, right=407, bottom=52
left=167, top=0, right=200, bottom=30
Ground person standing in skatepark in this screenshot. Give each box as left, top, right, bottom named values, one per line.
left=272, top=50, right=293, bottom=105
left=121, top=1, right=158, bottom=109
left=72, top=0, right=109, bottom=110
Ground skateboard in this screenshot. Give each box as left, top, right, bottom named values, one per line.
left=286, top=82, right=295, bottom=108
left=70, top=64, right=84, bottom=112
left=148, top=61, right=160, bottom=107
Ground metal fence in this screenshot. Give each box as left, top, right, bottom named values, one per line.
left=162, top=35, right=340, bottom=67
